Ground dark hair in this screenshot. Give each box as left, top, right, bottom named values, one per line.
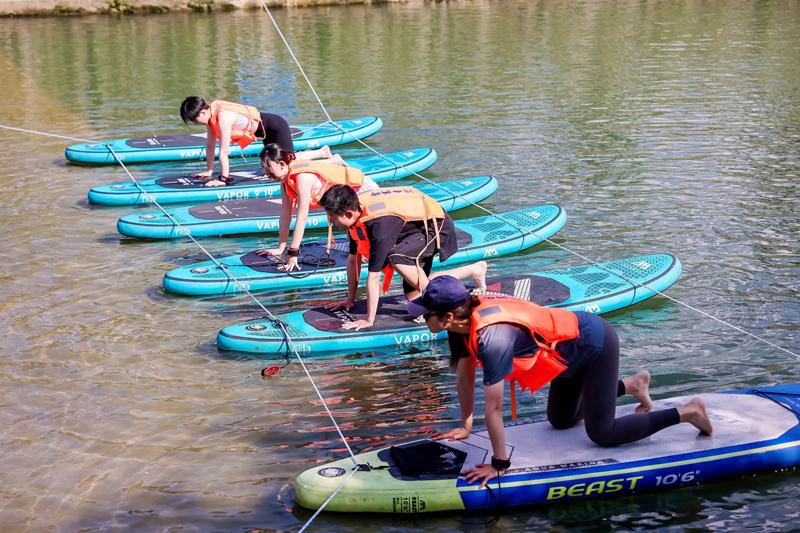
left=318, top=184, right=360, bottom=215
left=259, top=143, right=296, bottom=178
left=446, top=295, right=481, bottom=370
left=180, top=96, right=209, bottom=124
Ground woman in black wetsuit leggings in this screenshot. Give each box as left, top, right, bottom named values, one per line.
left=408, top=275, right=714, bottom=488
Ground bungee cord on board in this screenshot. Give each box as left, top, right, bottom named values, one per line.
left=254, top=2, right=799, bottom=362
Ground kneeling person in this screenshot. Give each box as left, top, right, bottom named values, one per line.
left=255, top=143, right=379, bottom=272
left=409, top=276, right=714, bottom=487
left=318, top=185, right=487, bottom=331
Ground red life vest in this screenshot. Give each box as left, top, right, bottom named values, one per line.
left=207, top=100, right=263, bottom=151
left=283, top=161, right=366, bottom=209
left=466, top=294, right=580, bottom=395
left=348, top=187, right=445, bottom=293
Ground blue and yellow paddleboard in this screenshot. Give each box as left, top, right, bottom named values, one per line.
left=66, top=117, right=383, bottom=164
left=88, top=148, right=437, bottom=206
left=163, top=205, right=566, bottom=295
left=216, top=254, right=681, bottom=354
left=295, top=385, right=800, bottom=513
left=116, top=177, right=499, bottom=239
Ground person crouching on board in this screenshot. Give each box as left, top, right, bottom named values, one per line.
left=409, top=275, right=714, bottom=488
left=254, top=143, right=379, bottom=272
left=179, top=96, right=344, bottom=187
left=318, top=184, right=488, bottom=331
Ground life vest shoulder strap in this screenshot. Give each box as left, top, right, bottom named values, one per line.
left=208, top=100, right=262, bottom=151
left=286, top=161, right=366, bottom=206
left=466, top=295, right=578, bottom=397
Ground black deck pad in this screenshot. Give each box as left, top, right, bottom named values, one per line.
left=188, top=198, right=326, bottom=220
left=126, top=133, right=212, bottom=149
left=240, top=243, right=350, bottom=273
left=389, top=441, right=468, bottom=478
left=302, top=275, right=573, bottom=332
left=155, top=169, right=268, bottom=189
left=126, top=128, right=302, bottom=149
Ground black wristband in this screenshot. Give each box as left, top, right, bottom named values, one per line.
left=286, top=247, right=300, bottom=257
left=491, top=456, right=511, bottom=470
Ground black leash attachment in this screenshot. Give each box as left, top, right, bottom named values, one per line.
left=259, top=316, right=294, bottom=377
left=275, top=250, right=337, bottom=279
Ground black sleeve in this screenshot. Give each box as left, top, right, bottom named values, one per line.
left=364, top=216, right=405, bottom=272
left=477, top=324, right=532, bottom=387
left=349, top=234, right=358, bottom=255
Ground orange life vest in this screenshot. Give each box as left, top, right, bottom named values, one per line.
left=283, top=161, right=366, bottom=208
left=207, top=100, right=263, bottom=151
left=348, top=187, right=446, bottom=293
left=466, top=294, right=580, bottom=396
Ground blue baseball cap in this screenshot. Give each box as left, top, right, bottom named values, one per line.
left=407, top=276, right=471, bottom=317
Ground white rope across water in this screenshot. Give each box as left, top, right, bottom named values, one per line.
left=0, top=124, right=362, bottom=495
left=256, top=2, right=799, bottom=362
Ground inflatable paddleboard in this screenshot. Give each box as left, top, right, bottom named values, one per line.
left=66, top=117, right=383, bottom=164
left=294, top=385, right=800, bottom=513
left=217, top=254, right=681, bottom=354
left=117, top=177, right=499, bottom=239
left=163, top=205, right=566, bottom=295
left=88, top=148, right=437, bottom=206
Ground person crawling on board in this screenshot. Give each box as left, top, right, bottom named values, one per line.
left=253, top=143, right=379, bottom=272
left=409, top=275, right=714, bottom=487
left=179, top=96, right=345, bottom=187
left=318, top=184, right=488, bottom=330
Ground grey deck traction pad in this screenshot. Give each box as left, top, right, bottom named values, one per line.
left=155, top=169, right=267, bottom=189
left=439, top=393, right=799, bottom=475
left=188, top=198, right=289, bottom=220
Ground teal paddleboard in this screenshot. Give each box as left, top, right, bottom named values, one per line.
left=163, top=205, right=566, bottom=295
left=66, top=117, right=383, bottom=164
left=116, top=177, right=499, bottom=239
left=216, top=254, right=682, bottom=354
left=88, top=148, right=437, bottom=206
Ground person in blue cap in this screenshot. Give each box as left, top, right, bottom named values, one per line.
left=408, top=275, right=714, bottom=488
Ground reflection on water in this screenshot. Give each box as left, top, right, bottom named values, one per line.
left=0, top=1, right=799, bottom=531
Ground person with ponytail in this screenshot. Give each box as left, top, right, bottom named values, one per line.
left=408, top=275, right=714, bottom=488
left=179, top=96, right=343, bottom=187
left=254, top=143, right=378, bottom=272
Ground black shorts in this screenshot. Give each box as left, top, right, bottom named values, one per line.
left=255, top=112, right=294, bottom=154
left=387, top=233, right=436, bottom=293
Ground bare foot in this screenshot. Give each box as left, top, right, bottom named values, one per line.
left=622, top=370, right=653, bottom=412
left=331, top=153, right=349, bottom=167
left=472, top=261, right=488, bottom=291
left=678, top=397, right=713, bottom=436
left=319, top=145, right=332, bottom=159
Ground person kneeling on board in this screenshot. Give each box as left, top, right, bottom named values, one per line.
left=318, top=184, right=488, bottom=331
left=408, top=275, right=714, bottom=487
left=179, top=96, right=344, bottom=187
left=254, top=143, right=379, bottom=272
